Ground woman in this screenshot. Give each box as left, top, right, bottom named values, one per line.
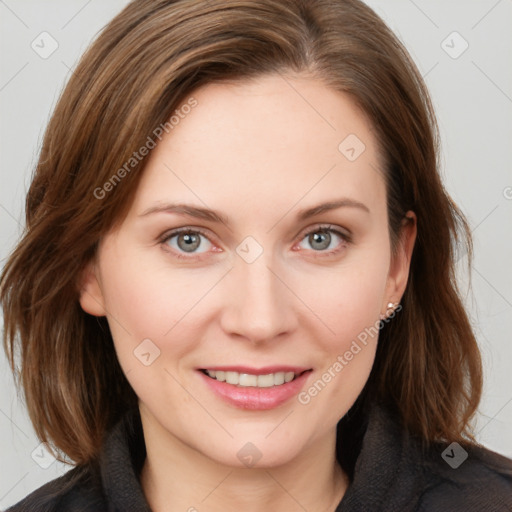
left=1, top=0, right=511, bottom=510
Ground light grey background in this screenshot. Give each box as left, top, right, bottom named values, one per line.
left=1, top=0, right=511, bottom=508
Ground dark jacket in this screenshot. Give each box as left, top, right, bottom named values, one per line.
left=6, top=403, right=512, bottom=511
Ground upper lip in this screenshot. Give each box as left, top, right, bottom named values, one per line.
left=198, top=366, right=311, bottom=375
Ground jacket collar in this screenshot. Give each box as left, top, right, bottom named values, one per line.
left=335, top=402, right=429, bottom=510
left=99, top=402, right=428, bottom=511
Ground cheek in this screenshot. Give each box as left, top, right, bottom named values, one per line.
left=97, top=245, right=229, bottom=369
left=98, top=257, right=210, bottom=407
left=292, top=246, right=389, bottom=412
left=295, top=248, right=390, bottom=349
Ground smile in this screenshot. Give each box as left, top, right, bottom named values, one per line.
left=198, top=367, right=313, bottom=410
left=201, top=369, right=300, bottom=388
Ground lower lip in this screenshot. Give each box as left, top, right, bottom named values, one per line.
left=198, top=370, right=312, bottom=410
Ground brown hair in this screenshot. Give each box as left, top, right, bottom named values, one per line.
left=1, top=0, right=482, bottom=466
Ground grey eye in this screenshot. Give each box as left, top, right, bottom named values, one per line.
left=308, top=231, right=332, bottom=251
left=166, top=231, right=212, bottom=254
left=297, top=227, right=347, bottom=253
left=177, top=232, right=201, bottom=252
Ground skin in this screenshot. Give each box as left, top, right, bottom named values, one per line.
left=80, top=73, right=416, bottom=512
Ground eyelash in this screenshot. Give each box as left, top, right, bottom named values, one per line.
left=159, top=224, right=352, bottom=261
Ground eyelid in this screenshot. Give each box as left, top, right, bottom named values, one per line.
left=158, top=223, right=352, bottom=260
left=159, top=225, right=213, bottom=242
left=297, top=223, right=352, bottom=244
left=158, top=226, right=220, bottom=260
left=292, top=223, right=352, bottom=257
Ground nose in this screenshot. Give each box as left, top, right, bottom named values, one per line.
left=219, top=253, right=296, bottom=344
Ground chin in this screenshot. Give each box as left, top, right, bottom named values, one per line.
left=201, top=431, right=311, bottom=470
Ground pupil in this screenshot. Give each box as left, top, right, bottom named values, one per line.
left=178, top=233, right=200, bottom=252
left=310, top=231, right=331, bottom=250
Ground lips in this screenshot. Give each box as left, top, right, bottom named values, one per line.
left=199, top=365, right=310, bottom=375
left=203, top=369, right=296, bottom=387
left=197, top=365, right=313, bottom=410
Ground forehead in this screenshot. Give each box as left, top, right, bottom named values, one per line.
left=129, top=73, right=386, bottom=225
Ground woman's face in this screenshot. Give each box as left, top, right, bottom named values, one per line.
left=80, top=73, right=415, bottom=468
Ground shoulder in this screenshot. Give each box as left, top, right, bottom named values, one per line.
left=415, top=440, right=512, bottom=511
left=5, top=409, right=149, bottom=512
left=5, top=463, right=106, bottom=512
left=343, top=402, right=512, bottom=512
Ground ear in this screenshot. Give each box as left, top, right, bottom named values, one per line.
left=382, top=210, right=417, bottom=312
left=77, top=260, right=106, bottom=317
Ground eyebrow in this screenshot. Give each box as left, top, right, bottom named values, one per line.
left=296, top=198, right=370, bottom=220
left=138, top=198, right=370, bottom=225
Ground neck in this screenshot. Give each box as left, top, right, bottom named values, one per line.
left=139, top=411, right=348, bottom=512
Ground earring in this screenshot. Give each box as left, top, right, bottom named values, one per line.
left=380, top=302, right=400, bottom=320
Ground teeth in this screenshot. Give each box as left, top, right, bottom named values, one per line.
left=284, top=372, right=295, bottom=383
left=225, top=371, right=239, bottom=385
left=204, top=370, right=298, bottom=387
